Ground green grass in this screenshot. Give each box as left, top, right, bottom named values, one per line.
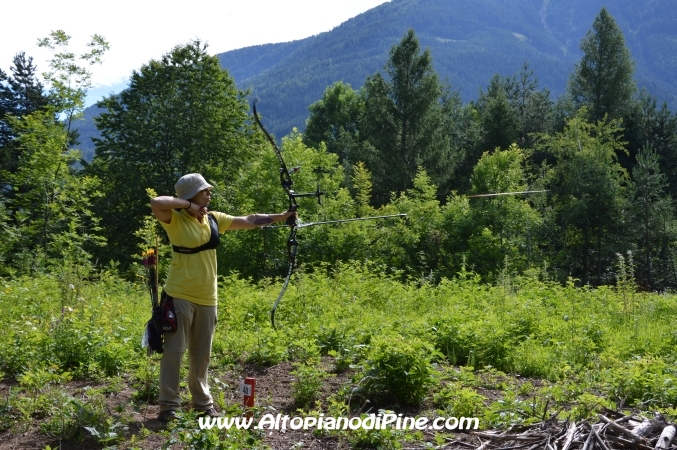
left=2, top=262, right=677, bottom=447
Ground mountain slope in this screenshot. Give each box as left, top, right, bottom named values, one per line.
left=218, top=0, right=677, bottom=138
left=76, top=0, right=676, bottom=157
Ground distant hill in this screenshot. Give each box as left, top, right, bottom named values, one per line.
left=219, top=0, right=677, bottom=138
left=76, top=0, right=677, bottom=158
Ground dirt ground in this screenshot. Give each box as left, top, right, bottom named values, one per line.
left=0, top=359, right=480, bottom=449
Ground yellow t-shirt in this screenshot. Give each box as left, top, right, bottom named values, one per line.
left=159, top=209, right=234, bottom=306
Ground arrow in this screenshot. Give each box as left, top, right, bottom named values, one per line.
left=466, top=190, right=548, bottom=198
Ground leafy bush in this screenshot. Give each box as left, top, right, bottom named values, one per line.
left=132, top=359, right=159, bottom=402
left=432, top=317, right=514, bottom=371
left=356, top=334, right=439, bottom=406
left=291, top=363, right=332, bottom=408
left=603, top=356, right=677, bottom=408
left=245, top=328, right=287, bottom=367
left=433, top=383, right=486, bottom=417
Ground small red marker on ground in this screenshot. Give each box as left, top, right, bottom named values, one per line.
left=242, top=377, right=256, bottom=412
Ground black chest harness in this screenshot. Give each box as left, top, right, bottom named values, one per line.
left=172, top=213, right=220, bottom=254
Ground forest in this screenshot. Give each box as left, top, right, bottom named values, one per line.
left=2, top=8, right=676, bottom=289
left=1, top=7, right=677, bottom=450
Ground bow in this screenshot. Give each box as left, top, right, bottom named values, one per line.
left=253, top=99, right=406, bottom=328
left=253, top=98, right=323, bottom=328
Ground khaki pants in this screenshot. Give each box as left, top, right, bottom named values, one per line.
left=159, top=297, right=217, bottom=412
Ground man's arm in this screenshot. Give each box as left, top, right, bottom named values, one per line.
left=227, top=211, right=297, bottom=230
left=150, top=196, right=193, bottom=223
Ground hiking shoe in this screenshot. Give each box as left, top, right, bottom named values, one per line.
left=197, top=407, right=219, bottom=418
left=158, top=410, right=177, bottom=422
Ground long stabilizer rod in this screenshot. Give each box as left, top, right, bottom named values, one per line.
left=297, top=213, right=407, bottom=228
left=466, top=190, right=548, bottom=198
left=264, top=213, right=407, bottom=230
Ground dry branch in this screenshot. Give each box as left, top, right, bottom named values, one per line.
left=469, top=412, right=675, bottom=450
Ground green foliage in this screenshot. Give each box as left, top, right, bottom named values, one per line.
left=357, top=334, right=439, bottom=406
left=0, top=52, right=50, bottom=177
left=437, top=145, right=542, bottom=281
left=291, top=363, right=332, bottom=408
left=631, top=145, right=676, bottom=289
left=304, top=81, right=364, bottom=167
left=482, top=388, right=549, bottom=427
left=433, top=383, right=487, bottom=417
left=432, top=316, right=517, bottom=372
left=3, top=263, right=677, bottom=446
left=478, top=75, right=518, bottom=151
left=539, top=110, right=629, bottom=284
left=4, top=109, right=105, bottom=273
left=37, top=30, right=109, bottom=132
left=0, top=30, right=108, bottom=277
left=90, top=39, right=251, bottom=266
left=624, top=92, right=677, bottom=200
left=603, top=356, right=677, bottom=408
left=361, top=29, right=456, bottom=203
left=132, top=359, right=160, bottom=402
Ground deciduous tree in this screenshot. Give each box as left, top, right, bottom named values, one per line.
left=89, top=40, right=251, bottom=264
left=303, top=81, right=364, bottom=165
left=1, top=32, right=107, bottom=275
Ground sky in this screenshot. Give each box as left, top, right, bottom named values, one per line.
left=2, top=0, right=390, bottom=106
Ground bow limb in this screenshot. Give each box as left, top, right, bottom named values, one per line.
left=253, top=98, right=298, bottom=219
left=270, top=226, right=298, bottom=329
left=253, top=98, right=299, bottom=328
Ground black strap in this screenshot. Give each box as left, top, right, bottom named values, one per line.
left=172, top=213, right=220, bottom=254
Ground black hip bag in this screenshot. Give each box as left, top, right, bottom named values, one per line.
left=146, top=291, right=177, bottom=354
left=172, top=213, right=220, bottom=254
left=154, top=291, right=177, bottom=333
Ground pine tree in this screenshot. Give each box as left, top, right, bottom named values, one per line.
left=0, top=53, right=49, bottom=177
left=478, top=75, right=518, bottom=152
left=632, top=144, right=675, bottom=289
left=568, top=7, right=636, bottom=123
left=624, top=92, right=677, bottom=197
left=542, top=111, right=629, bottom=284
left=504, top=63, right=553, bottom=149
left=360, top=29, right=454, bottom=203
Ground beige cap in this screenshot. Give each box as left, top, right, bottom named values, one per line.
left=175, top=173, right=213, bottom=200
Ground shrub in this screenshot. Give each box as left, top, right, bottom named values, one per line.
left=290, top=363, right=331, bottom=408
left=433, top=383, right=486, bottom=417
left=433, top=318, right=514, bottom=371
left=356, top=334, right=438, bottom=406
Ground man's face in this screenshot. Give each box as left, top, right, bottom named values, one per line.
left=192, top=188, right=212, bottom=206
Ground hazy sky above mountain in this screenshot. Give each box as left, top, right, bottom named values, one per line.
left=2, top=0, right=390, bottom=105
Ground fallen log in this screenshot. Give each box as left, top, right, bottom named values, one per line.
left=655, top=424, right=675, bottom=450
